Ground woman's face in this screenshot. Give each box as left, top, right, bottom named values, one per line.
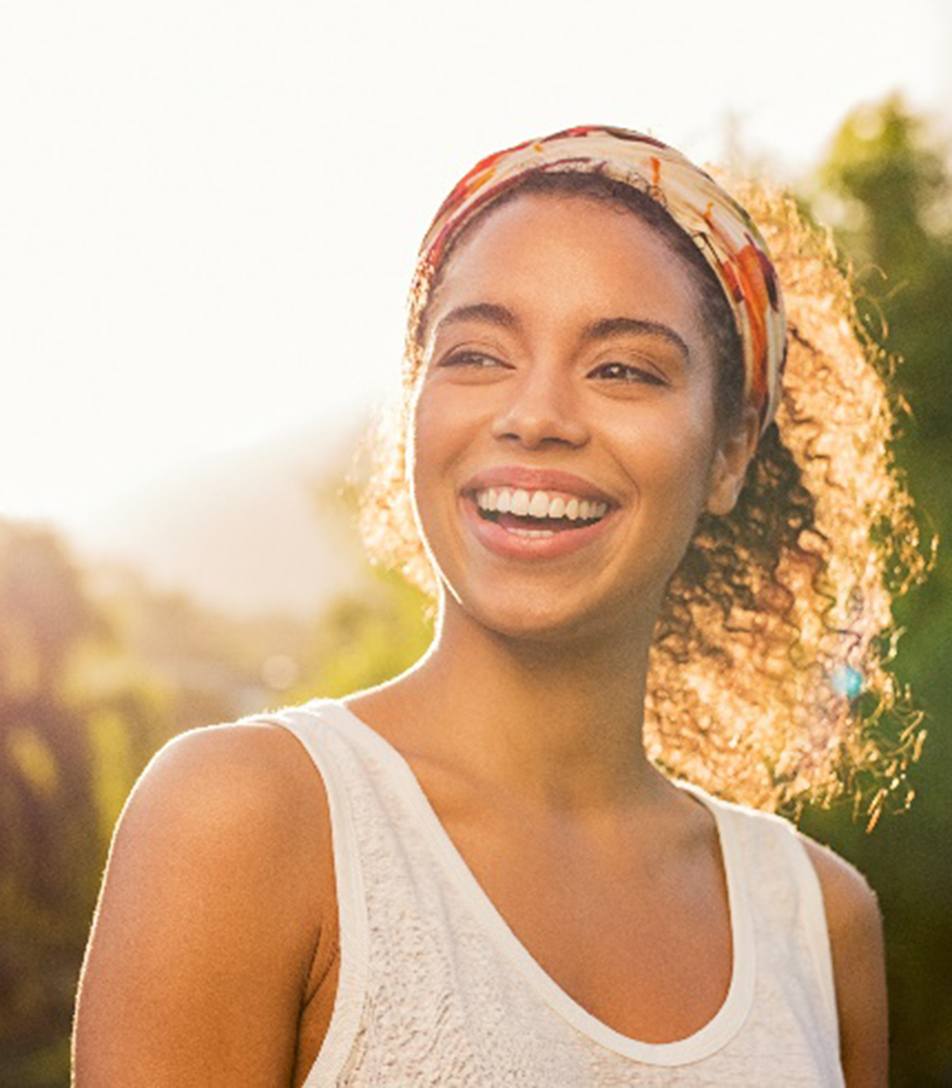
left=409, top=192, right=753, bottom=642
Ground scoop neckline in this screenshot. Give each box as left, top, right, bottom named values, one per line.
left=311, top=696, right=756, bottom=1066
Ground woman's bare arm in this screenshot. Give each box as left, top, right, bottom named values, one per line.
left=800, top=835, right=889, bottom=1088
left=72, top=723, right=329, bottom=1087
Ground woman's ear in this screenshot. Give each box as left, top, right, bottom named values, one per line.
left=705, top=405, right=760, bottom=517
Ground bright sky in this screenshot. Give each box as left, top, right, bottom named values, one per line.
left=3, top=0, right=949, bottom=537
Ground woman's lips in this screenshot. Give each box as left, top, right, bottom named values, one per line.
left=459, top=492, right=617, bottom=561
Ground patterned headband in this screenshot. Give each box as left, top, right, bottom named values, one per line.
left=416, top=124, right=787, bottom=439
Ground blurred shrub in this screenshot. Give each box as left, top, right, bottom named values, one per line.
left=798, top=94, right=952, bottom=1086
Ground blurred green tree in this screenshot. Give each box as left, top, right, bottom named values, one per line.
left=288, top=440, right=435, bottom=704
left=798, top=94, right=952, bottom=1086
left=0, top=521, right=113, bottom=1084
left=290, top=564, right=434, bottom=702
left=0, top=521, right=313, bottom=1086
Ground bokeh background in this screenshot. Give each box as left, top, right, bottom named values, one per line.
left=1, top=2, right=950, bottom=1084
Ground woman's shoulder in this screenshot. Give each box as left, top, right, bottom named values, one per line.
left=73, top=717, right=337, bottom=1082
left=701, top=789, right=887, bottom=1078
left=119, top=718, right=333, bottom=868
left=791, top=828, right=880, bottom=930
left=141, top=715, right=328, bottom=815
left=108, top=715, right=335, bottom=950
left=721, top=797, right=887, bottom=1083
left=794, top=828, right=888, bottom=1082
left=690, top=785, right=881, bottom=937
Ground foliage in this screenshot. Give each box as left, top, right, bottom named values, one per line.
left=797, top=94, right=952, bottom=1086
left=0, top=522, right=106, bottom=1086
left=287, top=564, right=433, bottom=704
left=0, top=522, right=315, bottom=1086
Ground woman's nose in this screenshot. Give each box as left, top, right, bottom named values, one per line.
left=490, top=366, right=590, bottom=449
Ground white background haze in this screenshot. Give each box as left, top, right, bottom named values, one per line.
left=2, top=0, right=948, bottom=612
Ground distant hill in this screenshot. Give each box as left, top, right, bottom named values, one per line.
left=63, top=411, right=378, bottom=620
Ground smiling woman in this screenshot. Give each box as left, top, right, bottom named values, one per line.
left=73, top=125, right=930, bottom=1087
left=363, top=135, right=928, bottom=817
left=412, top=191, right=737, bottom=623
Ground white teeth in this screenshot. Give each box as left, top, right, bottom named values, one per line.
left=472, top=486, right=609, bottom=521
left=506, top=526, right=556, bottom=538
left=528, top=490, right=550, bottom=518
left=510, top=489, right=531, bottom=516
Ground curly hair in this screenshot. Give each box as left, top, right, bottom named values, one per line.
left=355, top=167, right=936, bottom=826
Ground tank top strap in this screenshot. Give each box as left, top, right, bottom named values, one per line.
left=774, top=817, right=841, bottom=1038
left=707, top=793, right=840, bottom=1050
left=239, top=701, right=371, bottom=1086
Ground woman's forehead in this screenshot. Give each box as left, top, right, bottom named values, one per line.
left=444, top=191, right=679, bottom=265
left=426, top=193, right=704, bottom=337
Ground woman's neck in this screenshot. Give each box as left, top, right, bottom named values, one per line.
left=369, top=593, right=669, bottom=816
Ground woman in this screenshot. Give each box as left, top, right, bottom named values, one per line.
left=73, top=125, right=924, bottom=1086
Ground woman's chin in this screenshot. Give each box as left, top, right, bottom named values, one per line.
left=452, top=585, right=613, bottom=645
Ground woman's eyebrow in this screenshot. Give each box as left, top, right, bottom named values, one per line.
left=433, top=304, right=690, bottom=366
left=433, top=302, right=518, bottom=336
left=581, top=317, right=690, bottom=364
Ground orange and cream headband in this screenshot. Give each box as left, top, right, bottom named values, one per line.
left=415, top=124, right=787, bottom=440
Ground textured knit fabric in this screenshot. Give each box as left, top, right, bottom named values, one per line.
left=243, top=697, right=844, bottom=1086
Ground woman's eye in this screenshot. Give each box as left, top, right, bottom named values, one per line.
left=590, top=362, right=665, bottom=385
left=440, top=351, right=501, bottom=368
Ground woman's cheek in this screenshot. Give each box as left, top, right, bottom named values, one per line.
left=409, top=388, right=463, bottom=554
left=623, top=420, right=712, bottom=565
left=410, top=391, right=447, bottom=497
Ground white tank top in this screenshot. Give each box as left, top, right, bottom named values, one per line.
left=245, top=697, right=845, bottom=1086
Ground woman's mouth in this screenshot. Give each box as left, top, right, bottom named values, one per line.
left=460, top=488, right=617, bottom=560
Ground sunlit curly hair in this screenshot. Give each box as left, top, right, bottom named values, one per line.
left=354, top=167, right=936, bottom=826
